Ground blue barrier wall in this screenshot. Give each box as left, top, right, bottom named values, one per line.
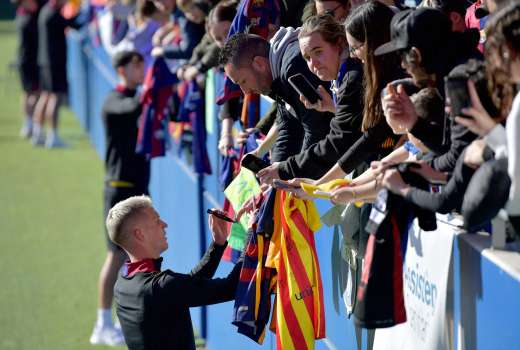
left=68, top=31, right=520, bottom=350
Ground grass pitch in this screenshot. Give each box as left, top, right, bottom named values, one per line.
left=0, top=20, right=124, bottom=350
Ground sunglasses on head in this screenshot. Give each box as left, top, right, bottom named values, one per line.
left=324, top=2, right=345, bottom=17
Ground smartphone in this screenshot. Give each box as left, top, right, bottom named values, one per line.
left=288, top=73, right=322, bottom=105
left=241, top=153, right=270, bottom=173
left=207, top=208, right=236, bottom=223
left=445, top=77, right=471, bottom=118
left=272, top=179, right=300, bottom=191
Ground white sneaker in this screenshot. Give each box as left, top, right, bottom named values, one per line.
left=89, top=324, right=125, bottom=346
left=45, top=133, right=67, bottom=149
left=114, top=318, right=122, bottom=331
left=20, top=123, right=32, bottom=139
left=31, top=130, right=45, bottom=146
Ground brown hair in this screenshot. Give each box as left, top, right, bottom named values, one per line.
left=299, top=13, right=348, bottom=50
left=411, top=87, right=444, bottom=121
left=484, top=2, right=520, bottom=116
left=207, top=0, right=238, bottom=27
left=344, top=1, right=401, bottom=131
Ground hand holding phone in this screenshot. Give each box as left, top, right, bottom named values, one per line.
left=445, top=76, right=471, bottom=119
left=382, top=83, right=397, bottom=99
left=288, top=73, right=322, bottom=105
left=241, top=153, right=270, bottom=173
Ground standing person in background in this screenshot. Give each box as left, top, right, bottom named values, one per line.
left=32, top=0, right=82, bottom=148
left=90, top=51, right=149, bottom=347
left=13, top=0, right=40, bottom=139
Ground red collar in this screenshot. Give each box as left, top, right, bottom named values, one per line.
left=115, top=84, right=126, bottom=93
left=115, top=84, right=137, bottom=96
left=17, top=7, right=37, bottom=15
left=124, top=258, right=162, bottom=277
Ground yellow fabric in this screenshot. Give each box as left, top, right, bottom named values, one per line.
left=265, top=190, right=282, bottom=270
left=254, top=235, right=264, bottom=320
left=300, top=179, right=351, bottom=199
left=300, top=179, right=364, bottom=207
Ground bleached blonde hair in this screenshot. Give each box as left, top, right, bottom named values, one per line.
left=106, top=195, right=153, bottom=247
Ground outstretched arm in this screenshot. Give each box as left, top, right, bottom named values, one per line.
left=188, top=212, right=230, bottom=279
left=156, top=261, right=243, bottom=307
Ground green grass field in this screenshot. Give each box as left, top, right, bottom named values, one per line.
left=0, top=21, right=124, bottom=349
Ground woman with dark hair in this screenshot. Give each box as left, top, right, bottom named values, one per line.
left=345, top=1, right=402, bottom=133
left=288, top=1, right=403, bottom=192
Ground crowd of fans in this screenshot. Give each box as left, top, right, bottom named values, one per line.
left=13, top=0, right=520, bottom=347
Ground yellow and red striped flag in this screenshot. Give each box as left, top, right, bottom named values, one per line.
left=269, top=190, right=326, bottom=350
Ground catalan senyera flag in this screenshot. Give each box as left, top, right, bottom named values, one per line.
left=269, top=190, right=326, bottom=350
